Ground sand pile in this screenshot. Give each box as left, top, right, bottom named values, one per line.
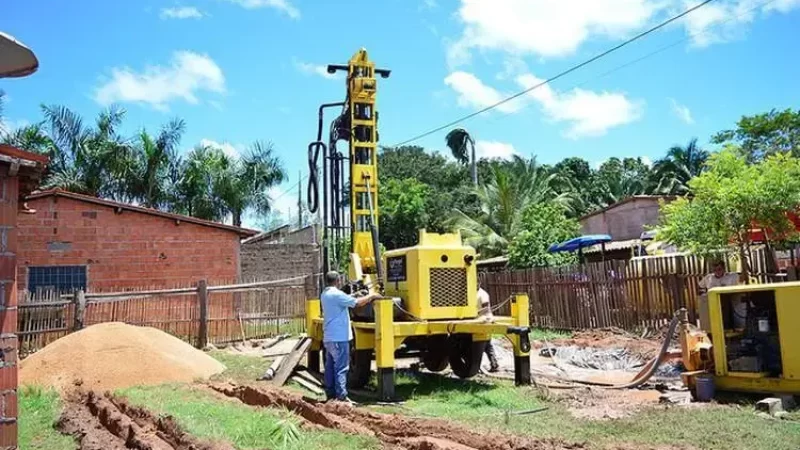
left=20, top=322, right=225, bottom=392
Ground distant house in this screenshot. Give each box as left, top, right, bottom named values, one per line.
left=17, top=190, right=258, bottom=292
left=240, top=224, right=321, bottom=282
left=579, top=195, right=676, bottom=261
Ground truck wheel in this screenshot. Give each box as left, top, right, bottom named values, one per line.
left=448, top=335, right=486, bottom=379
left=348, top=344, right=372, bottom=389
left=421, top=336, right=449, bottom=372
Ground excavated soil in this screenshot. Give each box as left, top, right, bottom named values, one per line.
left=58, top=390, right=233, bottom=450
left=209, top=382, right=691, bottom=450
left=21, top=322, right=225, bottom=392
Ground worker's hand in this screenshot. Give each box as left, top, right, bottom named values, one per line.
left=368, top=293, right=383, bottom=302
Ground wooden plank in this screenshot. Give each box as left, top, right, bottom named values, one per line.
left=291, top=375, right=324, bottom=395
left=271, top=337, right=312, bottom=387
left=197, top=280, right=209, bottom=349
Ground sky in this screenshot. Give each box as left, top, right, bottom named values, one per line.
left=2, top=0, right=799, bottom=229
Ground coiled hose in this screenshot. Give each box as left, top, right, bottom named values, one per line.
left=539, top=309, right=683, bottom=390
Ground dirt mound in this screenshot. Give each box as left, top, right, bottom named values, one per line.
left=20, top=322, right=225, bottom=391
left=58, top=390, right=233, bottom=450
left=210, top=382, right=691, bottom=450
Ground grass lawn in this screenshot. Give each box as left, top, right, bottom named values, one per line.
left=378, top=371, right=800, bottom=450
left=19, top=386, right=75, bottom=450
left=118, top=384, right=378, bottom=450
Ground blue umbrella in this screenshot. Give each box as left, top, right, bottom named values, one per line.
left=548, top=234, right=612, bottom=253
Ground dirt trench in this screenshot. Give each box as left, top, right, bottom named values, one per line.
left=209, top=382, right=689, bottom=450
left=58, top=390, right=234, bottom=450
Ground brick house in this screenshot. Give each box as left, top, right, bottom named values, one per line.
left=17, top=190, right=258, bottom=293
left=1, top=145, right=48, bottom=449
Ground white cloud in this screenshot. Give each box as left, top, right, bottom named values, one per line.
left=0, top=118, right=29, bottom=136
left=447, top=0, right=800, bottom=65
left=421, top=0, right=438, bottom=9
left=94, top=51, right=225, bottom=111
left=475, top=140, right=518, bottom=159
left=224, top=0, right=300, bottom=19
left=516, top=73, right=643, bottom=138
left=160, top=6, right=204, bottom=19
left=293, top=58, right=338, bottom=80
left=448, top=0, right=661, bottom=65
left=641, top=156, right=653, bottom=167
left=200, top=138, right=240, bottom=159
left=669, top=98, right=694, bottom=124
left=443, top=71, right=523, bottom=113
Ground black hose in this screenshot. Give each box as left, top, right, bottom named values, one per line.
left=307, top=141, right=324, bottom=214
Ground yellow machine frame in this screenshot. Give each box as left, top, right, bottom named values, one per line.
left=305, top=49, right=532, bottom=401
left=682, top=282, right=800, bottom=395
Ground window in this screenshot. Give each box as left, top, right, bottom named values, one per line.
left=27, top=266, right=87, bottom=294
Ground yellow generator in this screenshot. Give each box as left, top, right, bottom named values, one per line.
left=681, top=282, right=800, bottom=396
left=304, top=49, right=532, bottom=401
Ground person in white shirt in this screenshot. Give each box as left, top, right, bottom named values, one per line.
left=698, top=260, right=744, bottom=328
left=477, top=284, right=500, bottom=372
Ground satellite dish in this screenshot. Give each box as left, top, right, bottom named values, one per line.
left=0, top=31, right=38, bottom=78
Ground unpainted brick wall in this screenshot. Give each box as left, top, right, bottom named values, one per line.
left=17, top=196, right=243, bottom=291
left=241, top=241, right=320, bottom=282
left=0, top=169, right=19, bottom=449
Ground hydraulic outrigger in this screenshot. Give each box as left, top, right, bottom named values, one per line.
left=306, top=49, right=532, bottom=401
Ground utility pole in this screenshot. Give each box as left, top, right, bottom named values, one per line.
left=297, top=170, right=303, bottom=229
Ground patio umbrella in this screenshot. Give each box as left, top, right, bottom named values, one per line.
left=0, top=31, right=38, bottom=78
left=548, top=234, right=612, bottom=263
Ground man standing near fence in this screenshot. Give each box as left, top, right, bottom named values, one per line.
left=320, top=271, right=381, bottom=404
left=698, top=260, right=743, bottom=328
left=478, top=283, right=500, bottom=372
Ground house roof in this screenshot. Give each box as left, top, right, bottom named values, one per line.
left=26, top=189, right=259, bottom=238
left=579, top=195, right=677, bottom=221
left=0, top=144, right=48, bottom=203
left=0, top=31, right=38, bottom=78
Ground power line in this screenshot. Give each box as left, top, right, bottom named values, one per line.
left=460, top=0, right=779, bottom=131
left=391, top=0, right=717, bottom=147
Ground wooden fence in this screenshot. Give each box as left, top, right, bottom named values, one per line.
left=482, top=249, right=792, bottom=332
left=18, top=276, right=314, bottom=357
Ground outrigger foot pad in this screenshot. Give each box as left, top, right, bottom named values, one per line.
left=377, top=367, right=396, bottom=402
left=514, top=355, right=531, bottom=386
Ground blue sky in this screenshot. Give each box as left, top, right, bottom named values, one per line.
left=2, top=0, right=799, bottom=228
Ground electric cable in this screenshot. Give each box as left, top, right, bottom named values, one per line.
left=390, top=0, right=717, bottom=147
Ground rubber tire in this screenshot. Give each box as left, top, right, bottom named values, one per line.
left=448, top=335, right=486, bottom=379
left=348, top=344, right=372, bottom=389
left=421, top=336, right=449, bottom=372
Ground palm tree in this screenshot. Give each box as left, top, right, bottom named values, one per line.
left=653, top=138, right=709, bottom=195
left=170, top=145, right=228, bottom=221
left=448, top=156, right=574, bottom=256
left=445, top=128, right=477, bottom=186
left=131, top=119, right=185, bottom=208
left=39, top=104, right=134, bottom=199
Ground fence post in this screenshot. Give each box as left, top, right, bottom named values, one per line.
left=73, top=290, right=87, bottom=331
left=197, top=279, right=208, bottom=349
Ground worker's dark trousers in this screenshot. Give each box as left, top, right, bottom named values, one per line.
left=485, top=341, right=499, bottom=370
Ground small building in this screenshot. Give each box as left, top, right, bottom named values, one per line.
left=1, top=144, right=48, bottom=447
left=579, top=196, right=676, bottom=261
left=17, top=190, right=258, bottom=293
left=240, top=224, right=320, bottom=282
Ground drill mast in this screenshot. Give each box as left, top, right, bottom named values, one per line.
left=308, top=49, right=390, bottom=285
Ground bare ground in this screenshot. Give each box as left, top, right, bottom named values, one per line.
left=57, top=390, right=234, bottom=450
left=209, top=381, right=693, bottom=450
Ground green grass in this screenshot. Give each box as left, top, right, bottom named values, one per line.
left=118, top=384, right=378, bottom=450
left=209, top=350, right=273, bottom=383
left=529, top=328, right=572, bottom=342
left=379, top=372, right=800, bottom=450
left=19, top=386, right=74, bottom=450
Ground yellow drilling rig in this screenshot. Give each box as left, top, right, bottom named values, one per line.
left=305, top=49, right=532, bottom=401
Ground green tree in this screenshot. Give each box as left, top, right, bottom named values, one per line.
left=449, top=156, right=573, bottom=257
left=508, top=202, right=580, bottom=269
left=657, top=147, right=800, bottom=280
left=445, top=128, right=477, bottom=185
left=171, top=145, right=229, bottom=221
left=653, top=138, right=709, bottom=195
left=589, top=157, right=654, bottom=207
left=712, top=108, right=800, bottom=162
left=379, top=178, right=430, bottom=249
left=131, top=119, right=185, bottom=208
left=38, top=105, right=134, bottom=200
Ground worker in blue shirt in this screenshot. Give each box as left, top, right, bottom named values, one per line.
left=320, top=270, right=381, bottom=403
